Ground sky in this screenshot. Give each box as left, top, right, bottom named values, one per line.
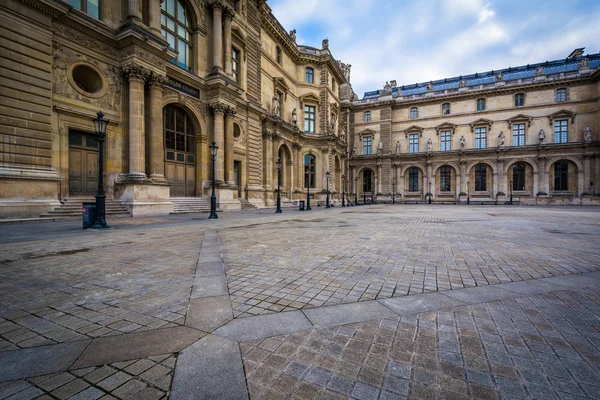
left=268, top=0, right=600, bottom=98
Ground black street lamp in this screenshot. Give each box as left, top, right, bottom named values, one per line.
left=509, top=180, right=513, bottom=205
left=325, top=171, right=331, bottom=208
left=428, top=181, right=432, bottom=204
left=209, top=142, right=218, bottom=219
left=342, top=174, right=346, bottom=207
left=276, top=158, right=282, bottom=213
left=392, top=178, right=395, bottom=204
left=467, top=181, right=471, bottom=205
left=354, top=176, right=358, bottom=205
left=305, top=165, right=312, bottom=211
left=91, top=111, right=109, bottom=229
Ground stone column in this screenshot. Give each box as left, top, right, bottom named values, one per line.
left=377, top=164, right=382, bottom=193
left=455, top=167, right=461, bottom=200
left=223, top=8, right=234, bottom=76
left=426, top=161, right=432, bottom=200
left=128, top=0, right=142, bottom=20
left=263, top=131, right=273, bottom=190
left=123, top=64, right=147, bottom=178
left=537, top=156, right=547, bottom=195
left=225, top=108, right=236, bottom=185
left=460, top=160, right=467, bottom=195
left=211, top=0, right=224, bottom=73
left=147, top=0, right=161, bottom=33
left=148, top=74, right=166, bottom=181
left=583, top=154, right=592, bottom=194
left=594, top=155, right=600, bottom=194
left=210, top=103, right=226, bottom=183
left=398, top=166, right=404, bottom=199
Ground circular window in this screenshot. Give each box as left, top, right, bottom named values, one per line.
left=67, top=62, right=107, bottom=98
left=233, top=123, right=241, bottom=140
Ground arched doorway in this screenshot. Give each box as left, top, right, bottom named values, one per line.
left=164, top=104, right=196, bottom=197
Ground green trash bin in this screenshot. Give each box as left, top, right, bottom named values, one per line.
left=299, top=200, right=305, bottom=211
left=82, top=202, right=96, bottom=229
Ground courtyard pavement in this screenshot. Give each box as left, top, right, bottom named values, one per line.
left=0, top=205, right=599, bottom=399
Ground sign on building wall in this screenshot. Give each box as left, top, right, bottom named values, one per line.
left=165, top=76, right=200, bottom=99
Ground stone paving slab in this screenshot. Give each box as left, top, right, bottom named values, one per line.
left=500, top=279, right=571, bottom=296
left=379, top=292, right=465, bottom=316
left=190, top=275, right=229, bottom=299
left=213, top=310, right=313, bottom=342
left=443, top=285, right=518, bottom=305
left=71, top=326, right=204, bottom=369
left=171, top=334, right=248, bottom=400
left=0, top=340, right=90, bottom=382
left=185, top=296, right=233, bottom=332
left=303, top=300, right=397, bottom=328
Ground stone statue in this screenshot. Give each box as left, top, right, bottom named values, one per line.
left=583, top=125, right=592, bottom=143
left=289, top=29, right=296, bottom=43
left=395, top=141, right=401, bottom=156
left=498, top=131, right=505, bottom=147
left=339, top=61, right=351, bottom=82
left=427, top=138, right=433, bottom=152
left=272, top=94, right=280, bottom=116
left=352, top=146, right=356, bottom=156
left=538, top=129, right=546, bottom=144
left=322, top=38, right=329, bottom=50
left=377, top=140, right=383, bottom=155
left=291, top=108, right=298, bottom=125
left=381, top=81, right=392, bottom=95
left=460, top=135, right=466, bottom=149
left=330, top=117, right=336, bottom=133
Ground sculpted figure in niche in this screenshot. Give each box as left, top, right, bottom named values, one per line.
left=291, top=108, right=298, bottom=125
left=583, top=125, right=592, bottom=143
left=396, top=141, right=401, bottom=156
left=377, top=140, right=383, bottom=155
left=498, top=131, right=505, bottom=147
left=538, top=129, right=546, bottom=144
left=459, top=135, right=466, bottom=149
left=272, top=94, right=280, bottom=116
left=427, top=138, right=433, bottom=152
left=330, top=117, right=336, bottom=134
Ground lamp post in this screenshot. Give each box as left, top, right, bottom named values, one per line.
left=342, top=174, right=346, bottom=207
left=509, top=180, right=513, bottom=205
left=305, top=165, right=312, bottom=211
left=325, top=171, right=331, bottom=208
left=209, top=142, right=218, bottom=219
left=428, top=181, right=432, bottom=204
left=275, top=158, right=282, bottom=213
left=467, top=181, right=470, bottom=205
left=354, top=176, right=358, bottom=205
left=91, top=111, right=109, bottom=229
left=392, top=178, right=395, bottom=204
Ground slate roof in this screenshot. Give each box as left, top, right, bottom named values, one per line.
left=362, top=53, right=600, bottom=100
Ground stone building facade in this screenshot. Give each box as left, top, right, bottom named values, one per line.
left=0, top=0, right=349, bottom=218
left=346, top=50, right=600, bottom=205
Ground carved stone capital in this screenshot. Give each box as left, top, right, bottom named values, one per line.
left=322, top=148, right=330, bottom=154
left=209, top=0, right=226, bottom=11
left=223, top=6, right=235, bottom=20
left=122, top=63, right=149, bottom=82
left=209, top=102, right=227, bottom=114
left=225, top=107, right=237, bottom=117
left=292, top=142, right=302, bottom=150
left=147, top=73, right=166, bottom=87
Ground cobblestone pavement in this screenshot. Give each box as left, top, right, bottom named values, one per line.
left=242, top=285, right=600, bottom=400
left=221, top=206, right=600, bottom=318
left=0, top=353, right=176, bottom=399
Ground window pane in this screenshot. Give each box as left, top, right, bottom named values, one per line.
left=178, top=39, right=187, bottom=68
left=177, top=0, right=185, bottom=22
left=167, top=17, right=175, bottom=32
left=167, top=0, right=175, bottom=15
left=68, top=0, right=82, bottom=9
left=86, top=0, right=99, bottom=18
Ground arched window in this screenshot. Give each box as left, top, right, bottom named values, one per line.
left=410, top=107, right=418, bottom=119
left=363, top=170, right=372, bottom=192
left=556, top=88, right=567, bottom=102
left=66, top=0, right=100, bottom=19
left=161, top=0, right=193, bottom=71
left=304, top=154, right=315, bottom=188
left=164, top=104, right=195, bottom=154
left=276, top=46, right=282, bottom=64
left=442, top=103, right=450, bottom=115
left=474, top=164, right=487, bottom=191
left=305, top=67, right=314, bottom=83
left=514, top=93, right=525, bottom=107
left=439, top=166, right=451, bottom=191
left=408, top=167, right=419, bottom=192
left=554, top=161, right=569, bottom=191
left=164, top=104, right=196, bottom=196
left=512, top=163, right=526, bottom=191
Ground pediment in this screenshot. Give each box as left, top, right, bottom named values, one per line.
left=273, top=77, right=290, bottom=93
left=469, top=118, right=493, bottom=132
left=357, top=128, right=375, bottom=137
left=299, top=93, right=320, bottom=103
left=507, top=114, right=533, bottom=127
left=547, top=109, right=575, bottom=124
left=435, top=122, right=457, bottom=134
left=403, top=125, right=424, bottom=138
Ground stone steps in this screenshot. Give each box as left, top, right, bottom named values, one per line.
left=170, top=197, right=211, bottom=214
left=41, top=199, right=131, bottom=219
left=239, top=200, right=257, bottom=211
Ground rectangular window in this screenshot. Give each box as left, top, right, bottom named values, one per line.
left=362, top=136, right=372, bottom=155
left=304, top=105, right=315, bottom=133
left=439, top=167, right=451, bottom=192
left=305, top=68, right=314, bottom=83
left=410, top=108, right=418, bottom=119
left=408, top=168, right=419, bottom=192
left=232, top=48, right=240, bottom=84
left=475, top=127, right=487, bottom=149
left=440, top=131, right=451, bottom=151
left=512, top=123, right=525, bottom=146
left=477, top=98, right=486, bottom=111
left=554, top=120, right=568, bottom=143
left=514, top=94, right=524, bottom=107
left=409, top=133, right=419, bottom=153
left=442, top=103, right=450, bottom=115
left=364, top=111, right=371, bottom=122
left=556, top=88, right=567, bottom=102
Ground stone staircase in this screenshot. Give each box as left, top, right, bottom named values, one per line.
left=41, top=198, right=130, bottom=219
left=170, top=197, right=212, bottom=214
left=240, top=199, right=257, bottom=211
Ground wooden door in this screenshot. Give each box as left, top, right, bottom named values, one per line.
left=69, top=131, right=99, bottom=196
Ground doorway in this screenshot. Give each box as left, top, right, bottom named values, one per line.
left=69, top=130, right=99, bottom=196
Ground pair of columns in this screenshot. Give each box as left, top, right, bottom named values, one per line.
left=209, top=103, right=236, bottom=184
left=122, top=64, right=165, bottom=181
left=210, top=1, right=235, bottom=76
left=127, top=0, right=160, bottom=34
